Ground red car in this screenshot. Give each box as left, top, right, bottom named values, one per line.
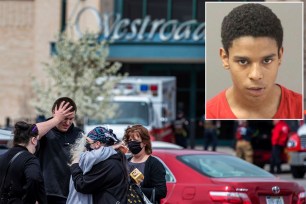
left=152, top=149, right=306, bottom=204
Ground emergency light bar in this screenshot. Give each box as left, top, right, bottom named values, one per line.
left=113, top=82, right=159, bottom=97
left=140, top=84, right=158, bottom=96
left=150, top=85, right=158, bottom=91
left=140, top=84, right=149, bottom=92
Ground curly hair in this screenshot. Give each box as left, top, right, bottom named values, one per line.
left=123, top=124, right=152, bottom=155
left=221, top=3, right=283, bottom=54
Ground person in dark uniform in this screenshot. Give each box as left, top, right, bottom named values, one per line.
left=173, top=111, right=189, bottom=148
left=199, top=115, right=218, bottom=151
left=0, top=102, right=72, bottom=204
left=36, top=97, right=83, bottom=204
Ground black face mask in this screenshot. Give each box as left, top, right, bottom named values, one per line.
left=85, top=143, right=94, bottom=151
left=128, top=141, right=143, bottom=155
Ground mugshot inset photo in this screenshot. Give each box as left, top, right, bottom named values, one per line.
left=205, top=2, right=303, bottom=120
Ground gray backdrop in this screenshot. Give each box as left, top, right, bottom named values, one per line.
left=205, top=2, right=303, bottom=101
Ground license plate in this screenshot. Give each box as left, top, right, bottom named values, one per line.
left=266, top=196, right=284, bottom=204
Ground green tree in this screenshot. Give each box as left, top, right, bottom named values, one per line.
left=32, top=32, right=125, bottom=123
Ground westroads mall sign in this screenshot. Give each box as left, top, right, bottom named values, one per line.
left=75, top=7, right=205, bottom=42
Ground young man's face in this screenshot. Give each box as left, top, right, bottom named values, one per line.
left=220, top=36, right=283, bottom=101
left=55, top=111, right=76, bottom=132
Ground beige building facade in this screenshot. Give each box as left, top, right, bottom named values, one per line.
left=0, top=0, right=112, bottom=127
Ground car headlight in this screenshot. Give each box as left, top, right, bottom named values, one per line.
left=287, top=140, right=297, bottom=148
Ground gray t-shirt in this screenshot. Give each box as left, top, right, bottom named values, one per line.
left=129, top=161, right=146, bottom=175
left=129, top=161, right=146, bottom=185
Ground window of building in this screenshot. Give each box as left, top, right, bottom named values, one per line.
left=122, top=0, right=143, bottom=20
left=117, top=0, right=205, bottom=34
left=118, top=0, right=265, bottom=22
left=172, top=0, right=193, bottom=21
left=197, top=0, right=205, bottom=22
left=147, top=0, right=167, bottom=20
left=118, top=0, right=204, bottom=22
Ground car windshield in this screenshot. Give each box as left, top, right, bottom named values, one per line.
left=88, top=101, right=149, bottom=126
left=178, top=154, right=274, bottom=178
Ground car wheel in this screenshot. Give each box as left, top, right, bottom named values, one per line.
left=291, top=165, right=305, bottom=178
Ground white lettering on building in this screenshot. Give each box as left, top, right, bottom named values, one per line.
left=74, top=7, right=204, bottom=42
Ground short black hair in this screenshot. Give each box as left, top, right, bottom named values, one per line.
left=52, top=97, right=77, bottom=113
left=221, top=3, right=283, bottom=54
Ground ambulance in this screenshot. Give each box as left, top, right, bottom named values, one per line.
left=84, top=76, right=176, bottom=142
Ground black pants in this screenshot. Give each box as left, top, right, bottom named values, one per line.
left=204, top=130, right=217, bottom=151
left=270, top=145, right=284, bottom=174
left=175, top=134, right=188, bottom=148
left=47, top=195, right=66, bottom=204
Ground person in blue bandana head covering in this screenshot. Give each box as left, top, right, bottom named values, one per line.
left=86, top=127, right=120, bottom=150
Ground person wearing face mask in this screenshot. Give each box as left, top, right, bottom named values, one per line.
left=0, top=103, right=71, bottom=204
left=173, top=110, right=189, bottom=148
left=70, top=127, right=128, bottom=204
left=0, top=122, right=46, bottom=204
left=123, top=124, right=167, bottom=204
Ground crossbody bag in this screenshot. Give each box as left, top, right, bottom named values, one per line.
left=0, top=151, right=25, bottom=203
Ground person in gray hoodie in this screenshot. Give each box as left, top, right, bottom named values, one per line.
left=67, top=127, right=127, bottom=204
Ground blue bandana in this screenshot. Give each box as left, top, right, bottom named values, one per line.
left=87, top=127, right=119, bottom=145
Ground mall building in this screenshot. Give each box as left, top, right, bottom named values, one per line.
left=0, top=0, right=304, bottom=144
